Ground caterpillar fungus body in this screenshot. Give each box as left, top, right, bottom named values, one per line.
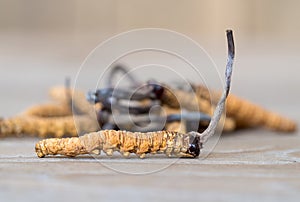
left=35, top=130, right=201, bottom=158
left=35, top=30, right=235, bottom=158
left=192, top=85, right=296, bottom=132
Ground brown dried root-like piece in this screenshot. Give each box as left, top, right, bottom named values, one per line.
left=35, top=30, right=235, bottom=158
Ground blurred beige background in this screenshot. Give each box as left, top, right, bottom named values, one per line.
left=1, top=0, right=300, bottom=42
left=0, top=0, right=299, bottom=117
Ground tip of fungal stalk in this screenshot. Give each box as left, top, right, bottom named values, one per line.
left=226, top=29, right=235, bottom=60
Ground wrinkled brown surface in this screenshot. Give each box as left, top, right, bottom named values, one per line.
left=35, top=130, right=193, bottom=158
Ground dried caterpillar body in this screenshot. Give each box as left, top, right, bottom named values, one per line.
left=193, top=85, right=296, bottom=132
left=0, top=115, right=99, bottom=138
left=35, top=130, right=201, bottom=158
left=225, top=94, right=297, bottom=132
left=0, top=116, right=76, bottom=138
left=0, top=85, right=101, bottom=138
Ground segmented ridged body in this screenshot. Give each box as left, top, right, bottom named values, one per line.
left=35, top=130, right=196, bottom=158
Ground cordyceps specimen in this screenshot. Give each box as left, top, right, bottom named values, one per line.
left=0, top=115, right=98, bottom=138
left=191, top=85, right=297, bottom=132
left=35, top=30, right=235, bottom=158
left=0, top=84, right=100, bottom=138
left=160, top=83, right=296, bottom=132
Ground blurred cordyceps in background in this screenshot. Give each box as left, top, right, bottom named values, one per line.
left=0, top=65, right=296, bottom=139
left=0, top=30, right=296, bottom=141
left=0, top=86, right=100, bottom=138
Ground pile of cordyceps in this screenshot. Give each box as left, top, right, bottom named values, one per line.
left=0, top=64, right=296, bottom=140
left=0, top=30, right=297, bottom=159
